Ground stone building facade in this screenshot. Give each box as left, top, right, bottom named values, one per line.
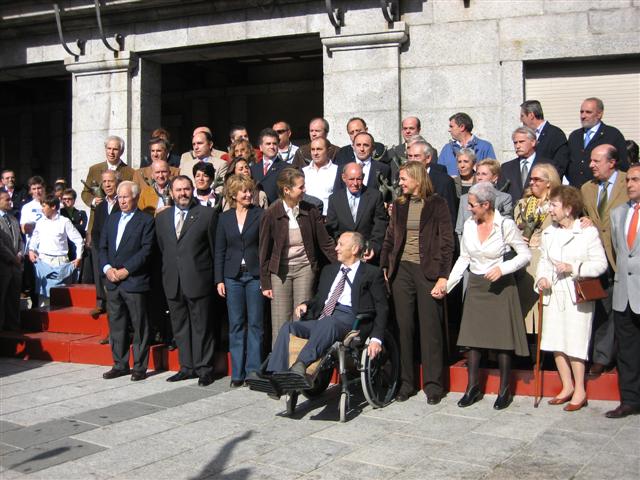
left=0, top=0, right=638, bottom=204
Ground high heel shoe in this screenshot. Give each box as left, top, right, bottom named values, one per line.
left=493, top=387, right=512, bottom=410
left=457, top=385, right=481, bottom=408
left=548, top=393, right=573, bottom=405
left=563, top=398, right=588, bottom=412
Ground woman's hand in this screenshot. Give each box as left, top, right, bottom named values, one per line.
left=216, top=282, right=226, bottom=298
left=431, top=278, right=447, bottom=299
left=484, top=266, right=503, bottom=282
left=553, top=261, right=573, bottom=275
left=537, top=278, right=551, bottom=290
left=579, top=216, right=593, bottom=229
left=262, top=289, right=274, bottom=299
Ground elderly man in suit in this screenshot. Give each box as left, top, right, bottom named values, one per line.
left=607, top=164, right=640, bottom=418
left=0, top=191, right=23, bottom=331
left=326, top=163, right=388, bottom=263
left=520, top=100, right=569, bottom=174
left=155, top=175, right=218, bottom=386
left=581, top=144, right=629, bottom=377
left=256, top=231, right=388, bottom=387
left=501, top=127, right=555, bottom=205
left=251, top=128, right=291, bottom=204
left=567, top=97, right=628, bottom=187
left=99, top=181, right=155, bottom=381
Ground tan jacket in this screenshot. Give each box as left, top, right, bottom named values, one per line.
left=82, top=161, right=135, bottom=232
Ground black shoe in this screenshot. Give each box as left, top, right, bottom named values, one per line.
left=166, top=371, right=196, bottom=382
left=103, top=368, right=130, bottom=379
left=458, top=385, right=482, bottom=408
left=131, top=371, right=147, bottom=382
left=198, top=373, right=215, bottom=386
left=230, top=380, right=244, bottom=388
left=396, top=383, right=416, bottom=402
left=493, top=388, right=512, bottom=410
left=426, top=392, right=444, bottom=405
left=605, top=404, right=640, bottom=419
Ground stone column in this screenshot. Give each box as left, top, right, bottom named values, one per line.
left=321, top=23, right=408, bottom=147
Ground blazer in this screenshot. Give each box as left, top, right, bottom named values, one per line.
left=214, top=205, right=263, bottom=283
left=0, top=212, right=23, bottom=267
left=581, top=171, right=629, bottom=270
left=536, top=122, right=569, bottom=177
left=500, top=154, right=555, bottom=204
left=325, top=186, right=388, bottom=255
left=155, top=204, right=218, bottom=300
left=250, top=158, right=291, bottom=204
left=305, top=262, right=388, bottom=341
left=137, top=184, right=171, bottom=217
left=99, top=209, right=155, bottom=293
left=567, top=122, right=628, bottom=187
left=90, top=199, right=119, bottom=249
left=380, top=194, right=454, bottom=281
left=81, top=161, right=135, bottom=208
left=333, top=159, right=391, bottom=193
left=259, top=199, right=337, bottom=290
left=456, top=191, right=513, bottom=238
left=611, top=201, right=640, bottom=314
left=0, top=187, right=29, bottom=221
left=428, top=166, right=458, bottom=225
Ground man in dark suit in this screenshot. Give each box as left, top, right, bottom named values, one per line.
left=155, top=175, right=218, bottom=386
left=0, top=191, right=23, bottom=331
left=326, top=163, right=388, bottom=263
left=566, top=97, right=628, bottom=187
left=259, top=231, right=388, bottom=384
left=520, top=100, right=569, bottom=174
left=333, top=132, right=391, bottom=194
left=250, top=128, right=291, bottom=204
left=406, top=139, right=458, bottom=225
left=500, top=126, right=555, bottom=204
left=99, top=181, right=155, bottom=381
left=1, top=170, right=29, bottom=222
left=334, top=117, right=388, bottom=166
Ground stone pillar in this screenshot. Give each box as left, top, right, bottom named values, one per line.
left=131, top=58, right=162, bottom=166
left=321, top=23, right=408, bottom=147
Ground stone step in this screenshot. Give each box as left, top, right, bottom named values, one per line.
left=21, top=307, right=109, bottom=336
left=50, top=284, right=97, bottom=309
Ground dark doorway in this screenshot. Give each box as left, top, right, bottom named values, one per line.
left=0, top=75, right=71, bottom=189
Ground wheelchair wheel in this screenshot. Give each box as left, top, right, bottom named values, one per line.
left=361, top=333, right=400, bottom=408
left=339, top=391, right=348, bottom=423
left=301, top=367, right=332, bottom=400
left=285, top=392, right=298, bottom=416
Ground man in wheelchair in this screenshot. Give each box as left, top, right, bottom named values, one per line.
left=251, top=231, right=388, bottom=390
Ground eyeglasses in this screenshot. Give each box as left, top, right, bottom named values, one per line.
left=275, top=129, right=288, bottom=135
left=529, top=176, right=548, bottom=183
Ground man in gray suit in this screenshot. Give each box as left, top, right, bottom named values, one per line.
left=607, top=163, right=640, bottom=418
left=0, top=191, right=23, bottom=331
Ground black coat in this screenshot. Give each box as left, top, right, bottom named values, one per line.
left=535, top=122, right=569, bottom=177
left=500, top=154, right=555, bottom=204
left=428, top=166, right=458, bottom=225
left=250, top=158, right=290, bottom=204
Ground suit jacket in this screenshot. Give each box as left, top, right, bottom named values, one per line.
left=99, top=209, right=155, bottom=293
left=0, top=212, right=23, bottom=267
left=180, top=157, right=227, bottom=194
left=137, top=184, right=171, bottom=217
left=581, top=171, right=629, bottom=270
left=250, top=158, right=291, bottom=204
left=90, top=199, right=119, bottom=249
left=611, top=201, right=640, bottom=314
left=60, top=207, right=88, bottom=237
left=305, top=262, right=388, bottom=341
left=0, top=187, right=29, bottom=221
left=333, top=159, right=391, bottom=193
left=380, top=195, right=454, bottom=281
left=214, top=206, right=263, bottom=283
left=500, top=154, right=555, bottom=204
left=259, top=199, right=337, bottom=290
left=298, top=142, right=339, bottom=164
left=155, top=203, right=218, bottom=299
left=536, top=122, right=569, bottom=177
left=325, top=186, right=388, bottom=255
left=428, top=166, right=458, bottom=225
left=567, top=122, right=628, bottom=187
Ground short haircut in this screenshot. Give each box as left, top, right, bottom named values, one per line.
left=342, top=162, right=364, bottom=176
left=273, top=120, right=290, bottom=130
left=397, top=161, right=434, bottom=204
left=229, top=125, right=247, bottom=138
left=101, top=169, right=119, bottom=182
left=148, top=137, right=170, bottom=151
left=193, top=161, right=215, bottom=179
left=347, top=117, right=367, bottom=128
left=309, top=117, right=330, bottom=134
left=449, top=112, right=473, bottom=132
left=520, top=100, right=544, bottom=120
left=353, top=131, right=375, bottom=145
left=344, top=231, right=365, bottom=257
left=550, top=185, right=583, bottom=218
left=1, top=169, right=14, bottom=177
left=512, top=126, right=537, bottom=141
left=311, top=137, right=330, bottom=149
left=259, top=128, right=279, bottom=145
left=584, top=97, right=604, bottom=111
left=170, top=175, right=194, bottom=190
left=63, top=188, right=77, bottom=200
left=456, top=147, right=477, bottom=163
left=41, top=194, right=60, bottom=209
left=225, top=174, right=256, bottom=208
left=476, top=158, right=502, bottom=177
left=117, top=180, right=140, bottom=198
left=627, top=140, right=639, bottom=164
left=601, top=144, right=619, bottom=164
left=104, top=135, right=125, bottom=152
left=194, top=130, right=213, bottom=143
left=404, top=116, right=421, bottom=130
left=277, top=167, right=305, bottom=199
left=408, top=139, right=436, bottom=158
left=469, top=181, right=497, bottom=209
left=28, top=175, right=45, bottom=187
left=151, top=127, right=171, bottom=141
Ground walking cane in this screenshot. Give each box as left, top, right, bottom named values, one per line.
left=534, top=290, right=544, bottom=407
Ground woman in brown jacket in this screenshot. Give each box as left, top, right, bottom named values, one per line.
left=380, top=162, right=454, bottom=405
left=259, top=168, right=337, bottom=344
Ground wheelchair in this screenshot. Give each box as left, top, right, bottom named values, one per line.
left=247, top=314, right=400, bottom=422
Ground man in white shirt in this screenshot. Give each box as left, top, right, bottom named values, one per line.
left=20, top=176, right=46, bottom=237
left=302, top=138, right=338, bottom=216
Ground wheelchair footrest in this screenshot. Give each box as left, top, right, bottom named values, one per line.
left=272, top=371, right=312, bottom=390
left=246, top=375, right=280, bottom=396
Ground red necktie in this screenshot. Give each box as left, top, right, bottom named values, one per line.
left=627, top=204, right=639, bottom=250
left=263, top=161, right=270, bottom=176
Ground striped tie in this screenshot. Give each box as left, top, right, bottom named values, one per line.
left=319, top=267, right=351, bottom=319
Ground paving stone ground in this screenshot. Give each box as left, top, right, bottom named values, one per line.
left=1, top=359, right=638, bottom=479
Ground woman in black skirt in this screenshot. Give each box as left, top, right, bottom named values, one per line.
left=434, top=181, right=531, bottom=410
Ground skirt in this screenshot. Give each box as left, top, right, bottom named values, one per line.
left=457, top=272, right=529, bottom=357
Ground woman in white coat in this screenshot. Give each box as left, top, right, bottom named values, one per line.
left=535, top=185, right=607, bottom=412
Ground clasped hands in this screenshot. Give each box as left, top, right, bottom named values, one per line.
left=106, top=267, right=129, bottom=283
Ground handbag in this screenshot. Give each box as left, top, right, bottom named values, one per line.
left=574, top=264, right=607, bottom=303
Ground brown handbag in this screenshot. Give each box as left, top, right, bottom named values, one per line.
left=574, top=277, right=607, bottom=303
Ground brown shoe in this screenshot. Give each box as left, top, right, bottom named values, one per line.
left=548, top=393, right=573, bottom=405
left=564, top=398, right=588, bottom=412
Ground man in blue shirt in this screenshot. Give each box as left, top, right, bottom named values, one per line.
left=438, top=112, right=496, bottom=176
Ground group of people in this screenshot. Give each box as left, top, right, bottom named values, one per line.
left=1, top=95, right=639, bottom=419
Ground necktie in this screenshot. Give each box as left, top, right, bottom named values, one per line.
left=584, top=130, right=592, bottom=148
left=627, top=204, right=639, bottom=250
left=319, top=267, right=351, bottom=319
left=350, top=195, right=358, bottom=223
left=2, top=215, right=13, bottom=241
left=520, top=159, right=529, bottom=188
left=597, top=181, right=609, bottom=218
left=263, top=161, right=270, bottom=176
left=176, top=210, right=185, bottom=239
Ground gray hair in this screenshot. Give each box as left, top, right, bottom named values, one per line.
left=117, top=180, right=139, bottom=198
left=468, top=181, right=497, bottom=209
left=455, top=147, right=477, bottom=163
left=512, top=126, right=536, bottom=141
left=407, top=137, right=436, bottom=158
left=347, top=231, right=366, bottom=256
left=520, top=100, right=544, bottom=120
left=584, top=97, right=604, bottom=111
left=104, top=135, right=125, bottom=152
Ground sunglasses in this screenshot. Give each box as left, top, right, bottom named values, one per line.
left=275, top=129, right=289, bottom=134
